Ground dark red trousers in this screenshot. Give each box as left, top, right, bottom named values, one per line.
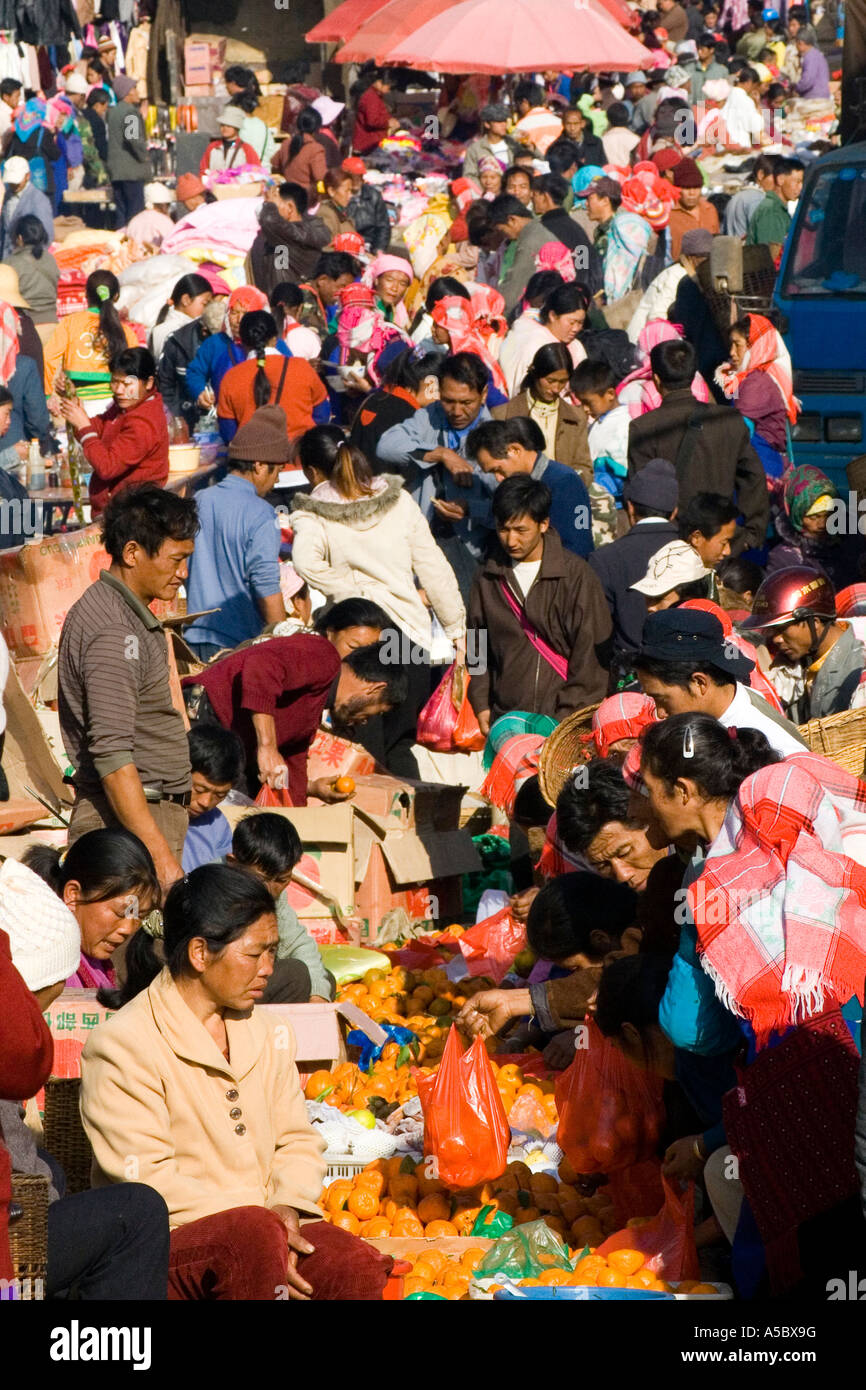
left=168, top=1208, right=393, bottom=1301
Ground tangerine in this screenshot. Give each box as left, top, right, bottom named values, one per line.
left=417, top=1193, right=451, bottom=1225
left=607, top=1248, right=646, bottom=1276
left=424, top=1219, right=460, bottom=1238
left=303, top=1069, right=334, bottom=1101
left=347, top=1187, right=379, bottom=1221
left=330, top=1210, right=360, bottom=1234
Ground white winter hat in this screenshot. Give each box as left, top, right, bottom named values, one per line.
left=630, top=540, right=710, bottom=597
left=144, top=181, right=173, bottom=206
left=0, top=857, right=80, bottom=992
left=65, top=72, right=89, bottom=96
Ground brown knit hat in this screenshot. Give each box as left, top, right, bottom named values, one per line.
left=228, top=405, right=292, bottom=462
left=671, top=156, right=703, bottom=189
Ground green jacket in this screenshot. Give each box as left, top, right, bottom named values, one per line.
left=77, top=111, right=108, bottom=188
left=276, top=893, right=334, bottom=999
left=745, top=190, right=791, bottom=248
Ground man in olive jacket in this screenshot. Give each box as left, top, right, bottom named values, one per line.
left=107, top=75, right=150, bottom=227
left=467, top=474, right=611, bottom=730
left=627, top=337, right=769, bottom=555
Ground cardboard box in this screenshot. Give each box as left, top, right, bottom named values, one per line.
left=306, top=729, right=377, bottom=785
left=42, top=990, right=115, bottom=1080
left=3, top=657, right=69, bottom=810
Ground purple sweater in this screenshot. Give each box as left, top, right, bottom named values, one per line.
left=734, top=369, right=788, bottom=452
left=796, top=46, right=830, bottom=99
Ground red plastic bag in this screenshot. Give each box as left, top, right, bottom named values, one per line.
left=606, top=1158, right=665, bottom=1223
left=555, top=1016, right=664, bottom=1174
left=255, top=784, right=293, bottom=808
left=457, top=907, right=526, bottom=985
left=416, top=663, right=484, bottom=752
left=597, top=1178, right=700, bottom=1281
left=416, top=1027, right=510, bottom=1189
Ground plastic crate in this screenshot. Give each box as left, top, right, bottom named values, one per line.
left=324, top=1155, right=368, bottom=1183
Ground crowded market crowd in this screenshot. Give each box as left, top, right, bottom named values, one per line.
left=2, top=0, right=866, bottom=1313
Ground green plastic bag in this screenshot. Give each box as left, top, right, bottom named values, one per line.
left=317, top=945, right=392, bottom=986
left=470, top=1204, right=514, bottom=1239
left=475, top=1219, right=574, bottom=1281
left=462, top=833, right=513, bottom=919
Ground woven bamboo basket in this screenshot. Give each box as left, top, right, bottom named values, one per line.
left=8, top=1173, right=48, bottom=1298
left=43, top=1077, right=92, bottom=1196
left=537, top=703, right=601, bottom=807
left=797, top=705, right=866, bottom=778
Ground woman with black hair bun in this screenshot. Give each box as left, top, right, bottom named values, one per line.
left=79, top=862, right=395, bottom=1300
left=216, top=308, right=329, bottom=444
left=347, top=346, right=442, bottom=469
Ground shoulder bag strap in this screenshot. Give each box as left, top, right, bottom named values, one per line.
left=498, top=579, right=569, bottom=680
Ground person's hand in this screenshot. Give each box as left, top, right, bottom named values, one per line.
left=197, top=387, right=215, bottom=408
left=543, top=1029, right=577, bottom=1071
left=309, top=995, right=330, bottom=1004
left=307, top=776, right=354, bottom=804
left=438, top=448, right=475, bottom=485
left=152, top=848, right=183, bottom=896
left=57, top=396, right=91, bottom=432
left=431, top=497, right=467, bottom=522
left=258, top=745, right=289, bottom=789
left=662, top=1135, right=706, bottom=1182
left=14, top=440, right=28, bottom=460
left=344, top=370, right=372, bottom=395
left=510, top=885, right=540, bottom=923
left=458, top=988, right=520, bottom=1038
left=270, top=1205, right=315, bottom=1300
left=387, top=117, right=400, bottom=133
left=477, top=708, right=491, bottom=736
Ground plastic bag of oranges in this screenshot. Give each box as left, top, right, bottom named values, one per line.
left=416, top=663, right=485, bottom=753
left=555, top=1016, right=664, bottom=1174
left=475, top=1217, right=574, bottom=1282
left=417, top=1027, right=509, bottom=1189
left=597, top=1178, right=700, bottom=1282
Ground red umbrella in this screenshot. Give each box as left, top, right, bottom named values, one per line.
left=380, top=0, right=653, bottom=72
left=305, top=0, right=391, bottom=44
left=336, top=0, right=468, bottom=63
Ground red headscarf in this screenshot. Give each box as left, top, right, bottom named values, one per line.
left=717, top=313, right=798, bottom=425
left=588, top=692, right=657, bottom=759
left=431, top=295, right=507, bottom=393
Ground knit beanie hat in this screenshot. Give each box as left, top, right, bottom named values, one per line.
left=651, top=146, right=683, bottom=174
left=228, top=405, right=293, bottom=462
left=175, top=172, right=205, bottom=202
left=672, top=156, right=703, bottom=188
left=0, top=857, right=80, bottom=992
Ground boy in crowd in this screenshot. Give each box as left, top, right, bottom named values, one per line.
left=182, top=725, right=245, bottom=873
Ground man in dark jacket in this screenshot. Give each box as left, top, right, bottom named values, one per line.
left=342, top=156, right=391, bottom=253
left=107, top=75, right=150, bottom=228
left=467, top=474, right=611, bottom=730
left=588, top=458, right=679, bottom=684
left=627, top=338, right=768, bottom=554
left=247, top=182, right=330, bottom=296
left=531, top=172, right=603, bottom=295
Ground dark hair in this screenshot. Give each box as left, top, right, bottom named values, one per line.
left=737, top=65, right=760, bottom=85
left=774, top=155, right=805, bottom=178
left=631, top=498, right=675, bottom=521
left=224, top=64, right=262, bottom=113
left=0, top=385, right=12, bottom=409
left=640, top=712, right=779, bottom=799
left=232, top=810, right=302, bottom=879
left=766, top=82, right=787, bottom=103
left=425, top=275, right=470, bottom=312
left=380, top=347, right=442, bottom=393
left=343, top=641, right=409, bottom=706
left=650, top=338, right=696, bottom=389
left=23, top=828, right=160, bottom=1010
left=595, top=952, right=671, bottom=1042
left=312, top=251, right=359, bottom=282
left=532, top=171, right=570, bottom=205
left=570, top=357, right=617, bottom=395
left=278, top=181, right=308, bottom=215
left=526, top=872, right=637, bottom=962
left=440, top=351, right=488, bottom=394
left=288, top=105, right=323, bottom=162
left=86, top=270, right=127, bottom=363
left=270, top=280, right=303, bottom=334
left=503, top=164, right=533, bottom=189
left=717, top=554, right=764, bottom=596
left=188, top=724, right=245, bottom=785
left=156, top=273, right=211, bottom=329
left=239, top=310, right=279, bottom=407
left=86, top=87, right=111, bottom=108
left=156, top=864, right=276, bottom=979
left=109, top=346, right=156, bottom=382
left=14, top=212, right=48, bottom=258
left=492, top=473, right=551, bottom=526
left=540, top=282, right=590, bottom=323
left=678, top=492, right=739, bottom=541
left=698, top=30, right=718, bottom=47
left=467, top=415, right=545, bottom=460
left=100, top=483, right=199, bottom=562
left=635, top=654, right=735, bottom=691
left=297, top=424, right=374, bottom=497
left=556, top=758, right=635, bottom=854
left=324, top=166, right=353, bottom=194
left=314, top=596, right=391, bottom=636
left=514, top=80, right=545, bottom=108
left=522, top=270, right=564, bottom=307
left=487, top=193, right=532, bottom=228
left=546, top=139, right=581, bottom=176
left=0, top=77, right=20, bottom=98
left=606, top=101, right=630, bottom=128
left=521, top=341, right=573, bottom=392
left=85, top=57, right=109, bottom=83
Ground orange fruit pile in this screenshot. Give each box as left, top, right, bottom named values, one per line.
left=397, top=1247, right=487, bottom=1301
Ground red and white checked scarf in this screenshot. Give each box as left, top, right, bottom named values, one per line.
left=481, top=734, right=546, bottom=818
left=691, top=753, right=866, bottom=1043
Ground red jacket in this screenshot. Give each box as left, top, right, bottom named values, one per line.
left=183, top=634, right=341, bottom=804
left=0, top=928, right=54, bottom=1281
left=353, top=87, right=391, bottom=154
left=199, top=137, right=260, bottom=175
left=76, top=390, right=170, bottom=514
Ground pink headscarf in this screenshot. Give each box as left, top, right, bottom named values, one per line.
left=336, top=282, right=407, bottom=385
left=451, top=176, right=482, bottom=211
left=587, top=692, right=657, bottom=759
left=431, top=296, right=508, bottom=394
left=363, top=253, right=413, bottom=329
left=617, top=319, right=710, bottom=417
left=535, top=240, right=576, bottom=282
left=469, top=283, right=507, bottom=345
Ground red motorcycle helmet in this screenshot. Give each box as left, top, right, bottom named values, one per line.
left=740, top=566, right=837, bottom=634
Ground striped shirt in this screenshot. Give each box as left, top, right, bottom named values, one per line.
left=58, top=570, right=190, bottom=795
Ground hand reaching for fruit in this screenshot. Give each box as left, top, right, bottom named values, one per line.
left=307, top=775, right=355, bottom=803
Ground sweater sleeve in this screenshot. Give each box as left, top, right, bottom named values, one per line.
left=466, top=575, right=491, bottom=716
left=276, top=895, right=333, bottom=999
left=404, top=495, right=466, bottom=640
left=185, top=336, right=215, bottom=401
left=76, top=409, right=161, bottom=482
left=0, top=929, right=53, bottom=1100
left=18, top=358, right=55, bottom=452
left=377, top=411, right=437, bottom=466
left=42, top=315, right=71, bottom=393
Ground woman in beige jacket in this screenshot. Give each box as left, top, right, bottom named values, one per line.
left=291, top=427, right=466, bottom=776
left=80, top=863, right=393, bottom=1301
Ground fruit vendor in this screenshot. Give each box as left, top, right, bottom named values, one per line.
left=80, top=862, right=394, bottom=1301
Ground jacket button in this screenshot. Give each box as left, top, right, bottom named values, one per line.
left=235, top=1123, right=246, bottom=1136
left=226, top=1088, right=239, bottom=1101
left=229, top=1107, right=242, bottom=1120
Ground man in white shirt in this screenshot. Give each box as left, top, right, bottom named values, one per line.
left=721, top=68, right=768, bottom=151
left=634, top=607, right=807, bottom=756
left=627, top=227, right=714, bottom=343
left=0, top=77, right=21, bottom=141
